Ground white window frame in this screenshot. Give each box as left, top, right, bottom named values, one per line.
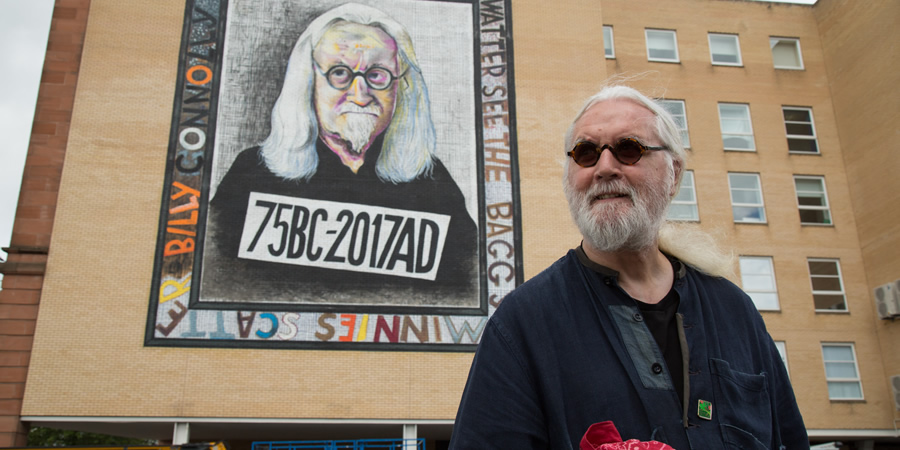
left=645, top=29, right=679, bottom=63
left=659, top=99, right=690, bottom=148
left=728, top=173, right=766, bottom=223
left=783, top=106, right=819, bottom=154
left=739, top=256, right=780, bottom=311
left=770, top=37, right=804, bottom=70
left=708, top=33, right=742, bottom=66
left=718, top=103, right=756, bottom=151
left=821, top=343, right=864, bottom=401
left=808, top=258, right=847, bottom=313
left=603, top=26, right=615, bottom=59
left=668, top=170, right=699, bottom=222
left=794, top=175, right=832, bottom=226
left=774, top=341, right=790, bottom=379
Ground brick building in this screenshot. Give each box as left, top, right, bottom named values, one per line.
left=0, top=0, right=897, bottom=448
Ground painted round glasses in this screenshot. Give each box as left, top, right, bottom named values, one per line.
left=321, top=64, right=402, bottom=91
left=566, top=137, right=667, bottom=167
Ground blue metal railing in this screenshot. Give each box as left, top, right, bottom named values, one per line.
left=251, top=439, right=425, bottom=450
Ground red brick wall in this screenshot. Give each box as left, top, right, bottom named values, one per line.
left=0, top=0, right=90, bottom=445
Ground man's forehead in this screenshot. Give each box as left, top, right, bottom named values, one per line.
left=574, top=99, right=657, bottom=138
left=316, top=22, right=398, bottom=54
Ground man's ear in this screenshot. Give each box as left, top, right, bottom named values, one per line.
left=669, top=157, right=684, bottom=198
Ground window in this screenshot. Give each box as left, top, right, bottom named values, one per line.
left=668, top=170, right=698, bottom=221
left=809, top=259, right=847, bottom=312
left=739, top=256, right=780, bottom=311
left=718, top=103, right=755, bottom=150
left=821, top=343, right=863, bottom=400
left=645, top=29, right=679, bottom=62
left=771, top=37, right=803, bottom=69
left=603, top=26, right=615, bottom=59
left=783, top=107, right=818, bottom=153
left=794, top=176, right=832, bottom=225
left=728, top=173, right=766, bottom=223
left=659, top=100, right=690, bottom=147
left=774, top=341, right=789, bottom=378
left=709, top=33, right=742, bottom=66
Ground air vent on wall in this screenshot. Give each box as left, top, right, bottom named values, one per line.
left=873, top=280, right=900, bottom=320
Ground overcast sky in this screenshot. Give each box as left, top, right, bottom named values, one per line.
left=0, top=0, right=54, bottom=257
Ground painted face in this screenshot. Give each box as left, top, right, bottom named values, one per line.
left=563, top=99, right=679, bottom=252
left=313, top=22, right=400, bottom=172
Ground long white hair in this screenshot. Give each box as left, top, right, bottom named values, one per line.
left=563, top=83, right=734, bottom=278
left=260, top=3, right=436, bottom=183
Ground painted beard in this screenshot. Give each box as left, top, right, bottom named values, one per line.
left=564, top=174, right=673, bottom=252
left=325, top=103, right=382, bottom=154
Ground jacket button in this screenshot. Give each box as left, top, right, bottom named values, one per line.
left=651, top=363, right=663, bottom=374
left=604, top=278, right=612, bottom=285
left=633, top=313, right=643, bottom=322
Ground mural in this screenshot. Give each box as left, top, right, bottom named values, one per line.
left=147, top=0, right=520, bottom=350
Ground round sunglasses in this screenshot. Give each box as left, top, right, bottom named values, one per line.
left=566, top=137, right=667, bottom=167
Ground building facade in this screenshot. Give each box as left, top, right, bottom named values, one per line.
left=0, top=0, right=897, bottom=448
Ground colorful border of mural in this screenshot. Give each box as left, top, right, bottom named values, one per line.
left=145, top=0, right=521, bottom=351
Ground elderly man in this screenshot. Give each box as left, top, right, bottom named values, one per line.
left=450, top=85, right=807, bottom=448
left=203, top=4, right=477, bottom=306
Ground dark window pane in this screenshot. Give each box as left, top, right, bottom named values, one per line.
left=809, top=261, right=838, bottom=275
left=786, top=123, right=814, bottom=136
left=788, top=138, right=818, bottom=153
left=812, top=277, right=842, bottom=291
left=809, top=261, right=837, bottom=276
left=800, top=209, right=830, bottom=224
left=798, top=196, right=826, bottom=207
left=814, top=294, right=846, bottom=311
left=783, top=109, right=811, bottom=122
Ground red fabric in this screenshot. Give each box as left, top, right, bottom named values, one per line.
left=580, top=421, right=676, bottom=450
left=580, top=421, right=622, bottom=449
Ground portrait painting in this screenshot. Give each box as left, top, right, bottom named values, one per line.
left=147, top=0, right=520, bottom=349
left=200, top=0, right=480, bottom=311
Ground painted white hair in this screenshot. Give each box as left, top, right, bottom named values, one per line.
left=563, top=83, right=734, bottom=278
left=260, top=3, right=436, bottom=183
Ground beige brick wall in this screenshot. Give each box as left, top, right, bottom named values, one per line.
left=20, top=0, right=899, bottom=437
left=513, top=0, right=606, bottom=276
left=21, top=0, right=600, bottom=423
left=814, top=0, right=900, bottom=424
left=0, top=0, right=91, bottom=445
left=596, top=0, right=895, bottom=431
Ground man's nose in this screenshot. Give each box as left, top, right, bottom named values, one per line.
left=591, top=146, right=623, bottom=179
left=346, top=76, right=373, bottom=105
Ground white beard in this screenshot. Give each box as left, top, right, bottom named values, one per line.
left=564, top=176, right=672, bottom=252
left=321, top=103, right=382, bottom=154
left=340, top=113, right=378, bottom=154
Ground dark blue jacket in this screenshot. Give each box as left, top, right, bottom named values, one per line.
left=450, top=249, right=808, bottom=449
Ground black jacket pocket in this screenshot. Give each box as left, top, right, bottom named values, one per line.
left=709, top=358, right=773, bottom=449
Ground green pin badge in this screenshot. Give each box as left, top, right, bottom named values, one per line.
left=698, top=399, right=713, bottom=420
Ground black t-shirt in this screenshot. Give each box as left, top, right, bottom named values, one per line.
left=578, top=249, right=684, bottom=408
left=200, top=138, right=480, bottom=306
left=634, top=277, right=683, bottom=408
